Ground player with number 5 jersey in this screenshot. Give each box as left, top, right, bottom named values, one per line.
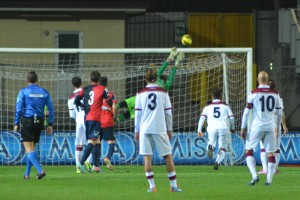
left=197, top=88, right=235, bottom=170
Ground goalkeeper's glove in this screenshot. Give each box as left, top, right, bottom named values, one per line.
left=175, top=52, right=185, bottom=66
left=167, top=47, right=177, bottom=62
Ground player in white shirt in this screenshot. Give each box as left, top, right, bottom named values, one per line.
left=67, top=77, right=87, bottom=173
left=134, top=68, right=182, bottom=193
left=241, top=71, right=282, bottom=186
left=197, top=88, right=235, bottom=170
left=258, top=79, right=288, bottom=175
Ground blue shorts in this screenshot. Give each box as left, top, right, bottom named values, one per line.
left=85, top=120, right=103, bottom=140
left=102, top=126, right=116, bottom=141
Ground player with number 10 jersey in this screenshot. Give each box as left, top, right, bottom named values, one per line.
left=243, top=87, right=282, bottom=133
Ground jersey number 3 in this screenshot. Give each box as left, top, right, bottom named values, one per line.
left=148, top=93, right=157, bottom=110
left=88, top=91, right=95, bottom=105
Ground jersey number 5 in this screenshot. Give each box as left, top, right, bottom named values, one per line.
left=148, top=93, right=157, bottom=110
left=213, top=107, right=221, bottom=118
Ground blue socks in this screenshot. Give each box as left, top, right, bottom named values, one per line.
left=80, top=143, right=94, bottom=165
left=106, top=143, right=115, bottom=160
left=93, top=144, right=101, bottom=167
left=24, top=156, right=33, bottom=177
left=27, top=151, right=42, bottom=174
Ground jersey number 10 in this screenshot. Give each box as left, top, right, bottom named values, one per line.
left=259, top=95, right=275, bottom=112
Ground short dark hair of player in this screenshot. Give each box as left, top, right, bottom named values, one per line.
left=160, top=74, right=167, bottom=83
left=212, top=88, right=222, bottom=99
left=99, top=77, right=108, bottom=86
left=27, top=71, right=38, bottom=83
left=72, top=76, right=82, bottom=88
left=268, top=79, right=275, bottom=90
left=145, top=68, right=157, bottom=83
left=90, top=71, right=101, bottom=83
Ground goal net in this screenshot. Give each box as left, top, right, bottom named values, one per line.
left=0, top=48, right=252, bottom=166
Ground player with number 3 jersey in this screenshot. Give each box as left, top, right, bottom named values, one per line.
left=134, top=68, right=182, bottom=193
left=74, top=71, right=108, bottom=173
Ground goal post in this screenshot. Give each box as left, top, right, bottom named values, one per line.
left=0, top=47, right=252, bottom=166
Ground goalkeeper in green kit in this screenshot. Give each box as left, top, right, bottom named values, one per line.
left=117, top=47, right=185, bottom=121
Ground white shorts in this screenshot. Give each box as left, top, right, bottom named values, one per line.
left=207, top=129, right=229, bottom=149
left=260, top=130, right=281, bottom=150
left=139, top=133, right=172, bottom=157
left=246, top=130, right=276, bottom=153
left=276, top=131, right=281, bottom=150
left=75, top=121, right=86, bottom=146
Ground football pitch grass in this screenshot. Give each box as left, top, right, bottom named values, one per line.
left=0, top=165, right=299, bottom=200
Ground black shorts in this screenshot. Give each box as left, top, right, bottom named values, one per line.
left=102, top=126, right=116, bottom=141
left=21, top=117, right=44, bottom=143
left=85, top=120, right=103, bottom=140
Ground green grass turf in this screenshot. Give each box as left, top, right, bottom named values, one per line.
left=0, top=165, right=299, bottom=200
